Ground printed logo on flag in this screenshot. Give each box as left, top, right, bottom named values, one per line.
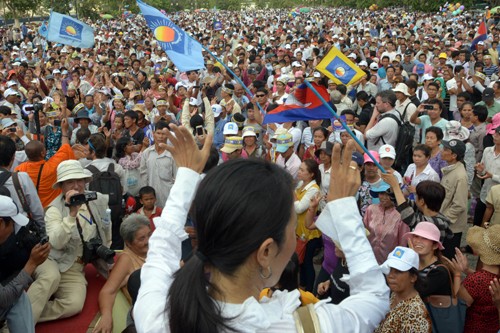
left=59, top=17, right=83, bottom=40
left=214, top=21, right=222, bottom=31
left=143, top=15, right=183, bottom=53
left=324, top=57, right=356, bottom=85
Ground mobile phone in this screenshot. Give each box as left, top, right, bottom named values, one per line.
left=40, top=235, right=49, bottom=245
left=196, top=125, right=204, bottom=136
left=8, top=127, right=16, bottom=132
left=54, top=119, right=61, bottom=127
left=192, top=85, right=200, bottom=89
left=423, top=104, right=434, bottom=110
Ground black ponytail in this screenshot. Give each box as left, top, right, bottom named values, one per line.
left=167, top=159, right=294, bottom=333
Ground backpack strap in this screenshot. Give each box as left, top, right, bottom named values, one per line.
left=86, top=164, right=100, bottom=174
left=293, top=304, right=321, bottom=333
left=35, top=164, right=45, bottom=192
left=0, top=170, right=12, bottom=187
left=374, top=112, right=402, bottom=145
left=12, top=172, right=32, bottom=218
left=107, top=163, right=115, bottom=173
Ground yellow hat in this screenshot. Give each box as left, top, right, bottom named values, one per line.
left=220, top=136, right=243, bottom=154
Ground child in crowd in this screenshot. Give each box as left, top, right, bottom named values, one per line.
left=115, top=136, right=148, bottom=196
left=136, top=186, right=162, bottom=231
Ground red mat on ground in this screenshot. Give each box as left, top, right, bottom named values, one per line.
left=35, top=264, right=106, bottom=333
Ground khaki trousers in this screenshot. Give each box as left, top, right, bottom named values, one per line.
left=27, top=259, right=87, bottom=323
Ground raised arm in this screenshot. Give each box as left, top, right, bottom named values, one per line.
left=314, top=141, right=390, bottom=332
left=134, top=125, right=212, bottom=333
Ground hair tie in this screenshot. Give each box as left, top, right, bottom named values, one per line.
left=195, top=251, right=208, bottom=263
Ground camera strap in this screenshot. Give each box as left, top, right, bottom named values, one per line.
left=85, top=203, right=105, bottom=242
left=75, top=216, right=87, bottom=249
left=11, top=172, right=33, bottom=220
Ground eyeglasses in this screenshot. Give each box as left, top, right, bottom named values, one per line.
left=256, top=94, right=266, bottom=97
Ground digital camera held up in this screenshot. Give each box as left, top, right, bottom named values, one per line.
left=65, top=191, right=98, bottom=207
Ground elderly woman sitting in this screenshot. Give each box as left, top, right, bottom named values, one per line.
left=93, top=214, right=151, bottom=333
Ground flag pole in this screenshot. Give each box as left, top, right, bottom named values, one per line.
left=303, top=80, right=386, bottom=173
left=199, top=44, right=266, bottom=115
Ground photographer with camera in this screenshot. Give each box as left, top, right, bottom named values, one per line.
left=0, top=196, right=50, bottom=333
left=27, top=160, right=112, bottom=323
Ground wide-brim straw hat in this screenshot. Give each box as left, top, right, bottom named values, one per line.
left=467, top=225, right=500, bottom=265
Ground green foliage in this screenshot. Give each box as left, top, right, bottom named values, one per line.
left=4, top=0, right=41, bottom=19
left=216, top=0, right=241, bottom=10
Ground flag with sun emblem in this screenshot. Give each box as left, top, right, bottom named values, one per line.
left=46, top=11, right=95, bottom=48
left=316, top=47, right=365, bottom=86
left=137, top=0, right=205, bottom=72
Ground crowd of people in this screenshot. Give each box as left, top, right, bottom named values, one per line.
left=1, top=4, right=500, bottom=333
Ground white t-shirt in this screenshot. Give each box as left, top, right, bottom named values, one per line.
left=446, top=78, right=458, bottom=111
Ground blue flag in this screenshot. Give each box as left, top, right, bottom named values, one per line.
left=137, top=0, right=205, bottom=72
left=316, top=47, right=365, bottom=86
left=47, top=12, right=95, bottom=48
left=38, top=21, right=48, bottom=39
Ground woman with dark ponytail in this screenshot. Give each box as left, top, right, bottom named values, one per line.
left=133, top=125, right=390, bottom=333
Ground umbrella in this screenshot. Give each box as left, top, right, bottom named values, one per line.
left=491, top=6, right=500, bottom=14
left=101, top=14, right=113, bottom=19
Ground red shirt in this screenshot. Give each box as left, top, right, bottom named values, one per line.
left=463, top=269, right=500, bottom=333
left=136, top=206, right=162, bottom=231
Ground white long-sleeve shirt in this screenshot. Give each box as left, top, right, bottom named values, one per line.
left=134, top=167, right=389, bottom=333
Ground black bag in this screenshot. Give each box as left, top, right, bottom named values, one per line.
left=377, top=104, right=415, bottom=173
left=424, top=265, right=467, bottom=333
left=86, top=164, right=122, bottom=207
left=86, top=164, right=124, bottom=249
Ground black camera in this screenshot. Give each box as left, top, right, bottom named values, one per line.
left=82, top=237, right=115, bottom=264
left=22, top=103, right=44, bottom=114
left=66, top=192, right=98, bottom=207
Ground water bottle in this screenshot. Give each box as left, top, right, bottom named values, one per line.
left=102, top=208, right=112, bottom=227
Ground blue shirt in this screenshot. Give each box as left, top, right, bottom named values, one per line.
left=214, top=118, right=228, bottom=150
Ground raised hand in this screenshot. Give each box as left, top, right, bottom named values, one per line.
left=327, top=140, right=361, bottom=202
left=163, top=125, right=212, bottom=173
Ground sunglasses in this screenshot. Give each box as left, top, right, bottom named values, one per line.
left=256, top=94, right=266, bottom=97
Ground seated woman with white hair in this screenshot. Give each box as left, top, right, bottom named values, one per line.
left=94, top=213, right=151, bottom=333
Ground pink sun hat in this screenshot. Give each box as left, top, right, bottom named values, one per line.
left=404, top=222, right=444, bottom=250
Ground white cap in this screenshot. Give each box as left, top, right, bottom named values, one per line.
left=422, top=73, right=434, bottom=81
left=246, top=45, right=254, bottom=52
left=313, top=71, right=321, bottom=78
left=53, top=69, right=61, bottom=74
left=347, top=53, right=356, bottom=59
left=358, top=60, right=368, bottom=67
left=378, top=144, right=396, bottom=159
left=175, top=82, right=187, bottom=90
left=6, top=80, right=17, bottom=87
left=285, top=44, right=291, bottom=49
left=223, top=122, right=239, bottom=135
left=369, top=62, right=379, bottom=70
left=189, top=97, right=198, bottom=106
left=0, top=195, right=29, bottom=226
left=292, top=61, right=302, bottom=68
left=3, top=88, right=18, bottom=98
left=380, top=246, right=419, bottom=275
left=211, top=104, right=222, bottom=117
left=161, top=57, right=168, bottom=62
